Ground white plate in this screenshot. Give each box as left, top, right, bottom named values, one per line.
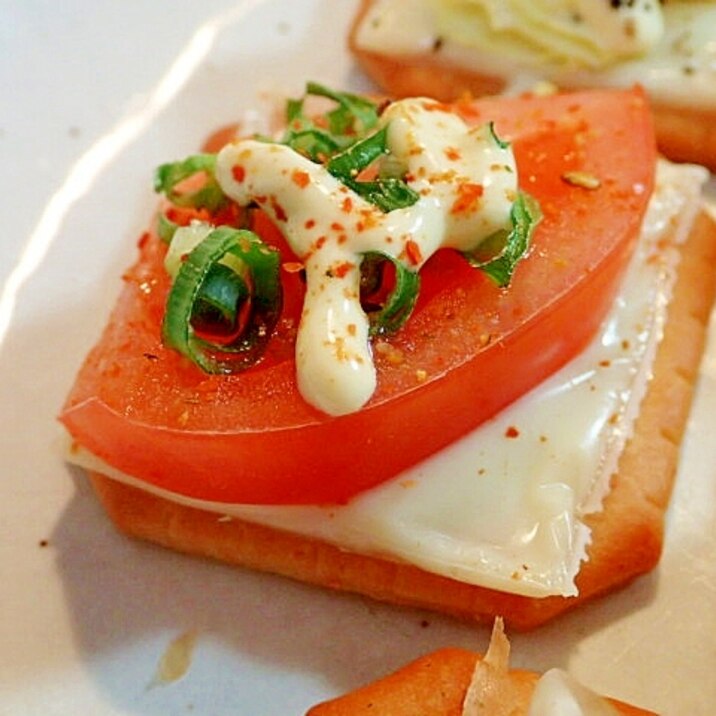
left=1, top=1, right=715, bottom=713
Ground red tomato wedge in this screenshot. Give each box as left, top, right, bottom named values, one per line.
left=61, top=88, right=656, bottom=505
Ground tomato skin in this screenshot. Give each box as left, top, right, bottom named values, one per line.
left=61, top=88, right=656, bottom=505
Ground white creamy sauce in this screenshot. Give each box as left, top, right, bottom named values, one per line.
left=71, top=161, right=707, bottom=598
left=527, top=669, right=620, bottom=716
left=213, top=99, right=517, bottom=415
left=355, top=0, right=716, bottom=109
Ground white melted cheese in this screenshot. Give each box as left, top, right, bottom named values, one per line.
left=71, top=161, right=707, bottom=599
left=214, top=99, right=517, bottom=415
left=432, top=0, right=664, bottom=68
left=528, top=669, right=620, bottom=716
left=355, top=0, right=716, bottom=110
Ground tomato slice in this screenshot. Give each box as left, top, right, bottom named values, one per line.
left=61, top=88, right=656, bottom=505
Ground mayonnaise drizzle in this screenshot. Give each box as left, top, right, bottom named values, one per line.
left=214, top=99, right=517, bottom=415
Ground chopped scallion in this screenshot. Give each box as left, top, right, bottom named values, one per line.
left=162, top=227, right=282, bottom=373
left=360, top=252, right=420, bottom=335
left=462, top=192, right=542, bottom=287
left=154, top=153, right=225, bottom=212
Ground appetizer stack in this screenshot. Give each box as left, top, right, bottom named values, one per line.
left=60, top=4, right=716, bottom=711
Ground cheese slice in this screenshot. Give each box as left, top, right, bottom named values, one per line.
left=69, top=160, right=707, bottom=598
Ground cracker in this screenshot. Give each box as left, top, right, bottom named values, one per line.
left=305, top=647, right=654, bottom=715
left=84, top=209, right=716, bottom=630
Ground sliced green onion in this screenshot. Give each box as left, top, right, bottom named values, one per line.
left=154, top=153, right=225, bottom=212
left=162, top=227, right=282, bottom=373
left=326, top=125, right=388, bottom=177
left=282, top=129, right=342, bottom=162
left=354, top=177, right=421, bottom=214
left=327, top=127, right=420, bottom=213
left=190, top=262, right=250, bottom=336
left=304, top=81, right=380, bottom=136
left=488, top=121, right=510, bottom=150
left=360, top=252, right=420, bottom=336
left=157, top=212, right=179, bottom=244
left=280, top=82, right=380, bottom=161
left=462, top=192, right=542, bottom=287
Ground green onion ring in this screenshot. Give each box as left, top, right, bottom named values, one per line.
left=154, top=153, right=225, bottom=212
left=462, top=191, right=542, bottom=287
left=162, top=227, right=282, bottom=373
left=360, top=252, right=420, bottom=336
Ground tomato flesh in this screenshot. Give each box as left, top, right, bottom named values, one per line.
left=61, top=88, right=656, bottom=505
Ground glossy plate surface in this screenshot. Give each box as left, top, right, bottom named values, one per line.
left=1, top=2, right=714, bottom=713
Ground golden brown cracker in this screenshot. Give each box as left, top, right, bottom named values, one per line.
left=85, top=210, right=716, bottom=629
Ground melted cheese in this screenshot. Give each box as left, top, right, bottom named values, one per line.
left=431, top=0, right=664, bottom=69
left=214, top=99, right=517, bottom=415
left=355, top=0, right=716, bottom=110
left=70, top=161, right=707, bottom=599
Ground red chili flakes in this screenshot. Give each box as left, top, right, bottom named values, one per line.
left=505, top=426, right=520, bottom=439
left=137, top=231, right=151, bottom=249
left=331, top=222, right=345, bottom=232
left=444, top=147, right=461, bottom=161
left=304, top=218, right=316, bottom=230
left=291, top=169, right=310, bottom=188
left=358, top=209, right=380, bottom=230
left=232, top=165, right=246, bottom=183
left=404, top=239, right=423, bottom=266
left=450, top=182, right=484, bottom=215
left=315, top=236, right=327, bottom=250
left=422, top=99, right=453, bottom=113
left=341, top=197, right=353, bottom=213
left=271, top=196, right=288, bottom=222
left=347, top=323, right=357, bottom=337
left=329, top=261, right=355, bottom=279
left=282, top=261, right=304, bottom=274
